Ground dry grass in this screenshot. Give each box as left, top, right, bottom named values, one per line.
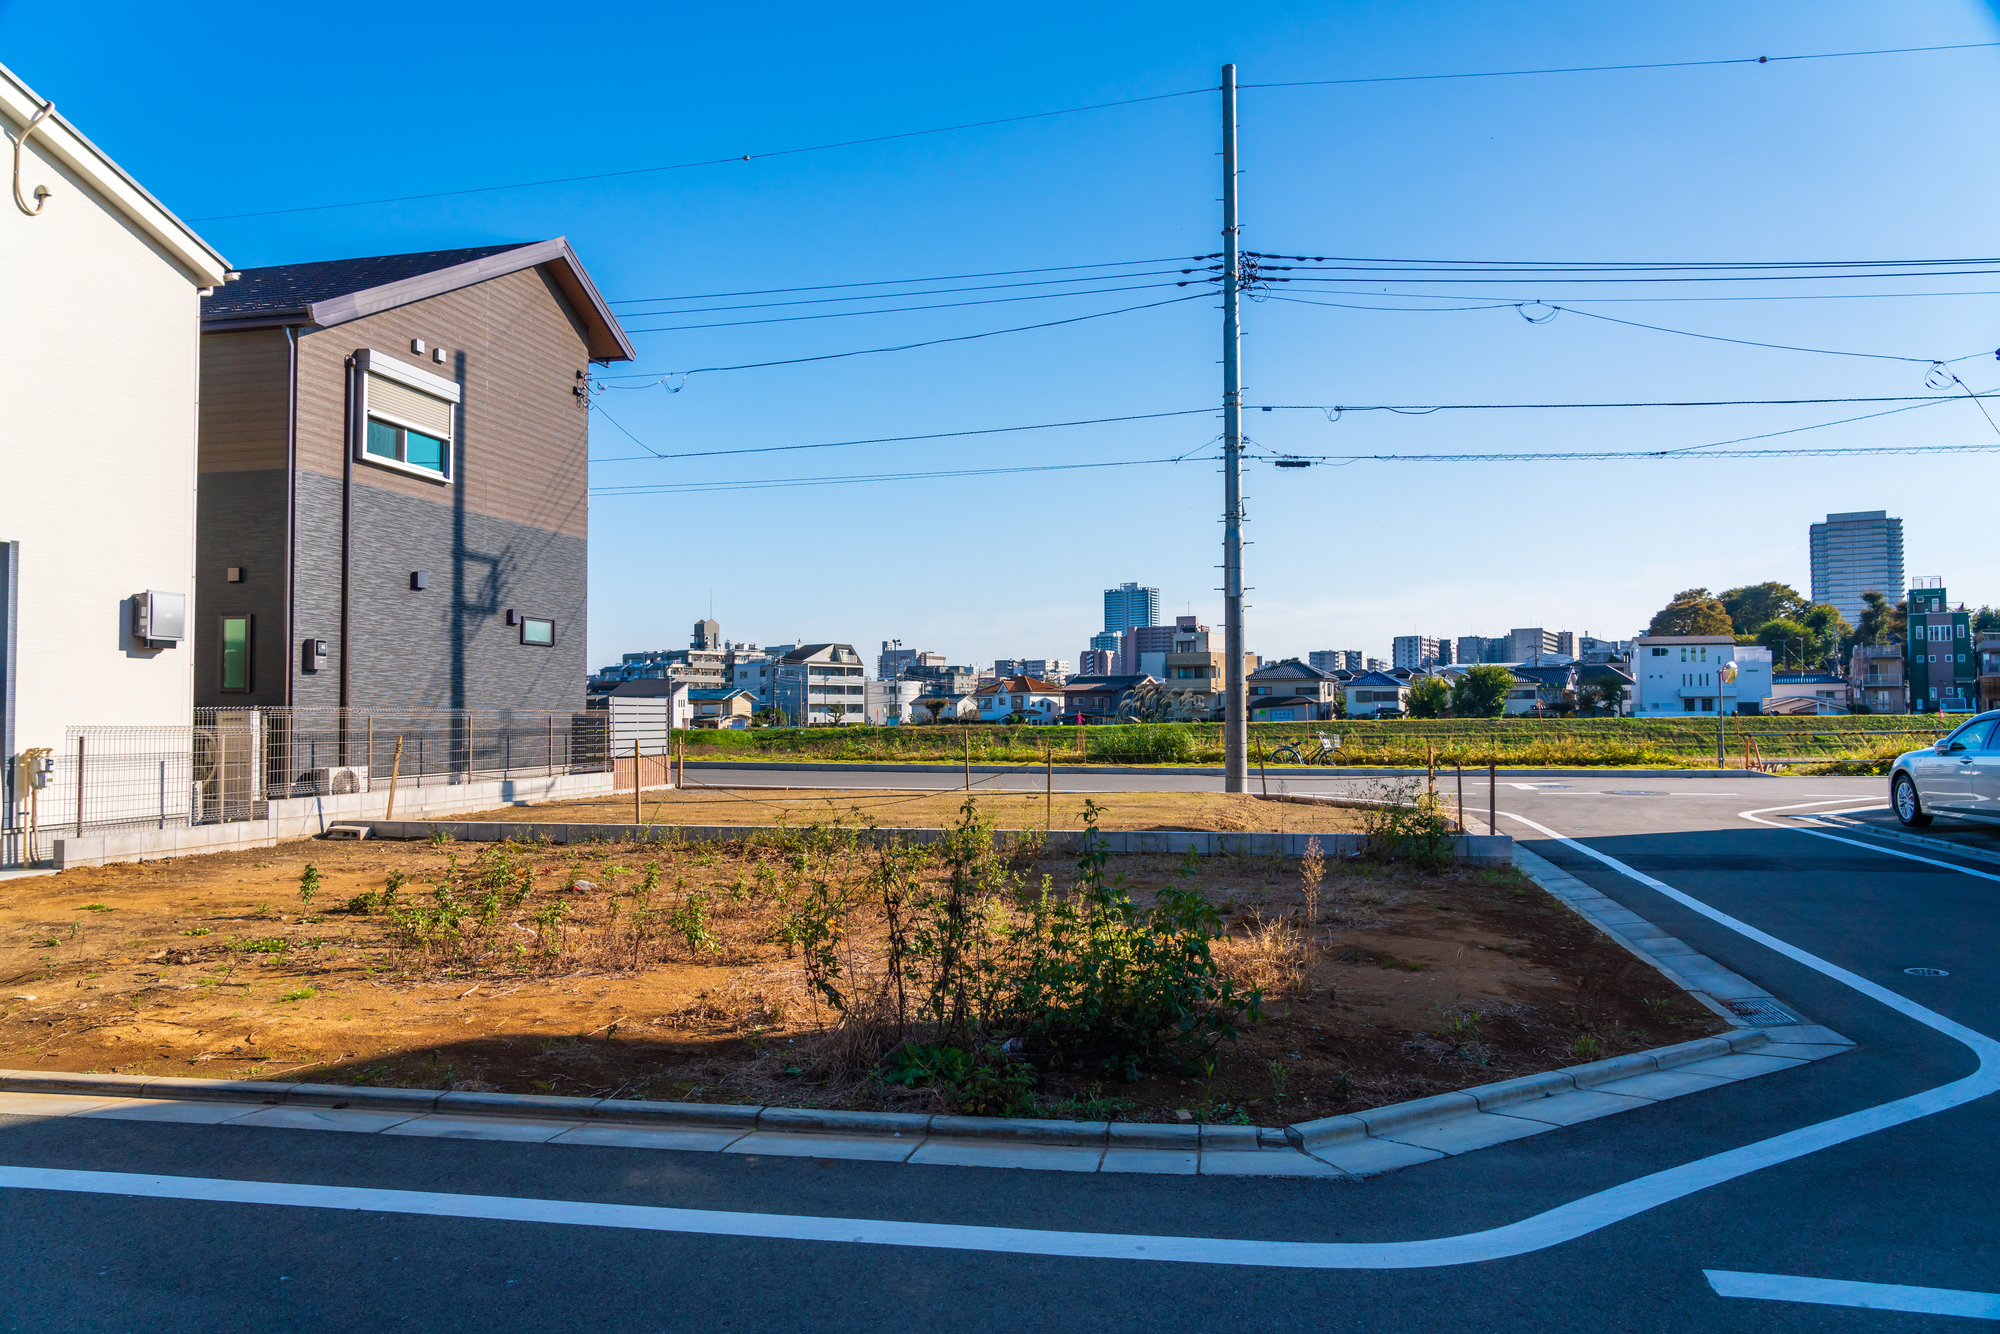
left=1213, top=911, right=1311, bottom=999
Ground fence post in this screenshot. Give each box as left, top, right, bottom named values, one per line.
left=75, top=734, right=85, bottom=838
left=386, top=736, right=404, bottom=820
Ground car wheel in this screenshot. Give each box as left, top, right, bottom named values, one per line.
left=1894, top=773, right=1933, bottom=828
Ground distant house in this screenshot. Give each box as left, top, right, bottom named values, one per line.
left=1343, top=671, right=1409, bottom=718
left=2, top=60, right=231, bottom=837
left=910, top=694, right=977, bottom=724
left=1247, top=660, right=1341, bottom=720
left=1059, top=674, right=1156, bottom=722
left=769, top=644, right=867, bottom=724
left=975, top=675, right=1064, bottom=723
left=194, top=240, right=634, bottom=714
left=688, top=687, right=755, bottom=728
left=1632, top=636, right=1773, bottom=716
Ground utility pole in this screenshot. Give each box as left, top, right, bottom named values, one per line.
left=1221, top=62, right=1248, bottom=794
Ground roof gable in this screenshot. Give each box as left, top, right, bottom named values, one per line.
left=2, top=61, right=228, bottom=286
left=201, top=238, right=634, bottom=361
left=1348, top=671, right=1405, bottom=687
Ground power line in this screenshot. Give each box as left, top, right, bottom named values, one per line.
left=1249, top=250, right=2000, bottom=271
left=589, top=454, right=1199, bottom=496
left=590, top=393, right=2000, bottom=464
left=607, top=257, right=1210, bottom=305
left=188, top=90, right=1215, bottom=223
left=620, top=279, right=1197, bottom=334
left=1281, top=390, right=1999, bottom=463
left=615, top=269, right=1206, bottom=317
left=1283, top=442, right=2000, bottom=463
left=189, top=41, right=1998, bottom=224
left=599, top=291, right=1208, bottom=380
left=587, top=406, right=1217, bottom=463
left=1272, top=296, right=1992, bottom=366
left=1243, top=40, right=2000, bottom=90
left=1253, top=287, right=2000, bottom=306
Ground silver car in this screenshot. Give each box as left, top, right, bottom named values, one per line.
left=1890, top=709, right=2000, bottom=827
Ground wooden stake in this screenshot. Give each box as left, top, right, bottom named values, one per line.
left=1046, top=742, right=1053, bottom=833
left=964, top=729, right=971, bottom=791
left=385, top=736, right=404, bottom=820
left=634, top=736, right=642, bottom=825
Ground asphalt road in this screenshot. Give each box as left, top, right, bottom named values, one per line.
left=4, top=770, right=1995, bottom=1332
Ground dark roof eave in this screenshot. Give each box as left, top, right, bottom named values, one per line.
left=201, top=238, right=635, bottom=361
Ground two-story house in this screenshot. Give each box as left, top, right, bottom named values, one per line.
left=1247, top=659, right=1342, bottom=720
left=974, top=675, right=1064, bottom=723
left=3, top=61, right=231, bottom=863
left=194, top=241, right=633, bottom=716
left=1632, top=636, right=1773, bottom=715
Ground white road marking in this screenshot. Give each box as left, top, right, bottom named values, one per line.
left=1740, top=804, right=2000, bottom=885
left=4, top=816, right=1993, bottom=1268
left=1705, top=1269, right=2000, bottom=1319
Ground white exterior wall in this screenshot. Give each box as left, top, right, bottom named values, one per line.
left=1, top=69, right=226, bottom=780
left=1633, top=639, right=1773, bottom=715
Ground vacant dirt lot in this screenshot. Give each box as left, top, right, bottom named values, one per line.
left=0, top=818, right=1719, bottom=1126
left=504, top=786, right=1371, bottom=834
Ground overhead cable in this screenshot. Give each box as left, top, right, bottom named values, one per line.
left=620, top=279, right=1198, bottom=334
left=598, top=291, right=1207, bottom=381
left=1261, top=294, right=1994, bottom=365
left=191, top=41, right=1996, bottom=223
left=607, top=257, right=1212, bottom=305
left=587, top=405, right=1216, bottom=463
left=590, top=455, right=1196, bottom=496
left=1243, top=40, right=2000, bottom=90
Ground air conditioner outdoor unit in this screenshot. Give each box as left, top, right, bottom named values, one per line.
left=303, top=766, right=370, bottom=796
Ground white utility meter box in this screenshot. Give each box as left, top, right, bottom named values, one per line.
left=133, top=590, right=187, bottom=646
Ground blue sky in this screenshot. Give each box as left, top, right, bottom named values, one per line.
left=9, top=1, right=1999, bottom=670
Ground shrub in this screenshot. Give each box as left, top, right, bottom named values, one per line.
left=1087, top=724, right=1196, bottom=765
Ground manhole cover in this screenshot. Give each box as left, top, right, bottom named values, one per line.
left=1721, top=997, right=1801, bottom=1025
left=1608, top=790, right=1662, bottom=796
left=1904, top=967, right=1950, bottom=977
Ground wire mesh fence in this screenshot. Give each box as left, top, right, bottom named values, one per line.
left=2, top=708, right=647, bottom=858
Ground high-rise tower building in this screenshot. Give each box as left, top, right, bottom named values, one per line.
left=1103, top=582, right=1160, bottom=635
left=1810, top=510, right=1904, bottom=628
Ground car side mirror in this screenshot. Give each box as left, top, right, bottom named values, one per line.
left=1935, top=740, right=1952, bottom=754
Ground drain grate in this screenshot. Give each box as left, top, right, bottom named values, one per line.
left=1903, top=967, right=1950, bottom=977
left=1721, top=997, right=1801, bottom=1025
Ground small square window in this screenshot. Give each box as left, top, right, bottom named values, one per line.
left=521, top=617, right=555, bottom=647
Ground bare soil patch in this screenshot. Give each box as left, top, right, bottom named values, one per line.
left=0, top=827, right=1720, bottom=1127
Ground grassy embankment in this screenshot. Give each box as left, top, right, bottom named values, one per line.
left=674, top=716, right=1953, bottom=770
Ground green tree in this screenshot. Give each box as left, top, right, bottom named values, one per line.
left=1973, top=605, right=2000, bottom=633
left=1451, top=664, right=1515, bottom=718
left=1648, top=588, right=1733, bottom=637
left=1408, top=675, right=1451, bottom=718
left=1755, top=618, right=1812, bottom=670
left=1720, top=582, right=1809, bottom=636
left=1854, top=590, right=1906, bottom=646
left=1799, top=603, right=1851, bottom=668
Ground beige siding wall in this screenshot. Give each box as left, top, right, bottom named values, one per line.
left=0, top=108, right=204, bottom=754
left=294, top=266, right=592, bottom=541
left=197, top=329, right=290, bottom=473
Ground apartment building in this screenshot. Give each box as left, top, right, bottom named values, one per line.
left=771, top=643, right=868, bottom=724
left=1103, top=582, right=1159, bottom=635
left=879, top=642, right=945, bottom=681
left=1392, top=635, right=1448, bottom=669
left=1810, top=510, right=1904, bottom=629
left=1906, top=581, right=1974, bottom=713
left=1849, top=644, right=1906, bottom=714
left=1309, top=650, right=1362, bottom=672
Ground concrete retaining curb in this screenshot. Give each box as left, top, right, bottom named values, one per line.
left=683, top=760, right=1778, bottom=780
left=345, top=818, right=1516, bottom=866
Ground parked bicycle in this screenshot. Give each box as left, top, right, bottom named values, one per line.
left=1268, top=732, right=1342, bottom=765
